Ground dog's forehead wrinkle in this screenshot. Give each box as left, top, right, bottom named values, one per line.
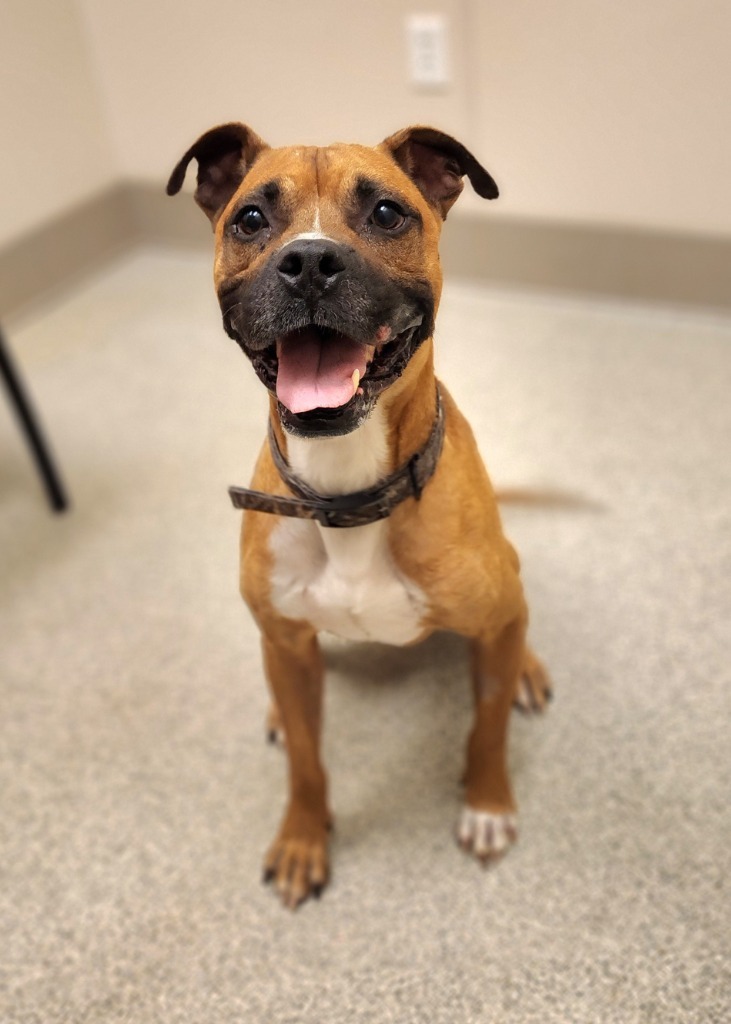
left=254, top=143, right=412, bottom=235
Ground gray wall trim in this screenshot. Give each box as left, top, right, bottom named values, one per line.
left=440, top=215, right=731, bottom=312
left=2, top=181, right=730, bottom=322
left=0, top=185, right=140, bottom=323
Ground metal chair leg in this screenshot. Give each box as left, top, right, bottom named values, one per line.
left=0, top=325, right=69, bottom=512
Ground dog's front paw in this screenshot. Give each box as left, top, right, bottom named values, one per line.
left=263, top=813, right=330, bottom=909
left=457, top=806, right=518, bottom=863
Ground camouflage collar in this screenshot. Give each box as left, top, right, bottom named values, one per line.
left=229, top=385, right=445, bottom=528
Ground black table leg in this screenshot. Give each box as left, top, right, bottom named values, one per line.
left=0, top=326, right=69, bottom=512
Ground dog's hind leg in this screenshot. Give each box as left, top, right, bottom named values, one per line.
left=457, top=604, right=526, bottom=862
left=514, top=645, right=553, bottom=714
left=501, top=540, right=553, bottom=714
left=259, top=621, right=331, bottom=909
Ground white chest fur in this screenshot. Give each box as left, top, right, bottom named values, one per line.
left=268, top=408, right=427, bottom=645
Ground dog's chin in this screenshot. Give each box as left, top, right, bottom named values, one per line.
left=277, top=392, right=377, bottom=438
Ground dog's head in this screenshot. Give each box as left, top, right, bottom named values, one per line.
left=167, top=123, right=498, bottom=437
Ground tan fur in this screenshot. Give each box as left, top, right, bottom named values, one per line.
left=174, top=127, right=550, bottom=909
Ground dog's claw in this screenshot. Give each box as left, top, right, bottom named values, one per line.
left=265, top=702, right=287, bottom=748
left=263, top=822, right=330, bottom=909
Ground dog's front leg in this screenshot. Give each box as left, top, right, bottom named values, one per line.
left=260, top=621, right=330, bottom=909
left=458, top=607, right=527, bottom=862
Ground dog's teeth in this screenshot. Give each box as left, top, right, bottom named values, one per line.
left=352, top=369, right=360, bottom=393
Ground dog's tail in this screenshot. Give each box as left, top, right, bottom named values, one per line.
left=494, top=487, right=603, bottom=512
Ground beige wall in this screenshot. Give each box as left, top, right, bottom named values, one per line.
left=468, top=1, right=731, bottom=235
left=77, top=0, right=469, bottom=178
left=2, top=1, right=730, bottom=248
left=0, top=0, right=116, bottom=248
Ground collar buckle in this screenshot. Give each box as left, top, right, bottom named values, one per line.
left=314, top=506, right=343, bottom=528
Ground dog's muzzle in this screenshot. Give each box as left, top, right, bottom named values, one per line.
left=219, top=240, right=435, bottom=438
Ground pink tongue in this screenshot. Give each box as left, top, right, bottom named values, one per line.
left=276, top=329, right=367, bottom=414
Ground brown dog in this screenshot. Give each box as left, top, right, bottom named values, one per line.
left=167, top=123, right=551, bottom=908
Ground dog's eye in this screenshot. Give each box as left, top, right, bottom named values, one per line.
left=371, top=201, right=406, bottom=232
left=234, top=206, right=269, bottom=236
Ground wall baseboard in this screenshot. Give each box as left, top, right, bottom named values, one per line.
left=440, top=214, right=731, bottom=311
left=2, top=181, right=730, bottom=323
left=0, top=185, right=138, bottom=324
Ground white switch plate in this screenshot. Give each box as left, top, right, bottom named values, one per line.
left=406, top=13, right=450, bottom=89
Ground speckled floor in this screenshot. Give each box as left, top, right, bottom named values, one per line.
left=2, top=249, right=730, bottom=1023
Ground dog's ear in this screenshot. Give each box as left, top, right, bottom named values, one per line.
left=166, top=122, right=269, bottom=225
left=380, top=126, right=498, bottom=219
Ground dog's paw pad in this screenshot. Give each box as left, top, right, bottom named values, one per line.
left=457, top=807, right=518, bottom=861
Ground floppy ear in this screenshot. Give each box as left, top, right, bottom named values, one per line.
left=380, top=125, right=498, bottom=220
left=166, top=122, right=269, bottom=225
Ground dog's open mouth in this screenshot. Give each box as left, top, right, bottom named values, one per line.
left=248, top=319, right=424, bottom=419
left=275, top=327, right=373, bottom=414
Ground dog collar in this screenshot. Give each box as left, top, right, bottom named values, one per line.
left=228, top=386, right=445, bottom=528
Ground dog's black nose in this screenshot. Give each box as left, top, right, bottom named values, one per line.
left=276, top=239, right=347, bottom=297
